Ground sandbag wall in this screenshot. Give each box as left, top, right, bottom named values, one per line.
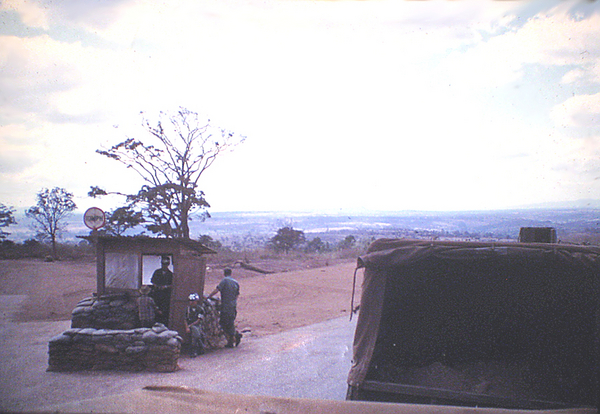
left=71, top=293, right=138, bottom=330
left=49, top=293, right=229, bottom=372
left=201, top=297, right=228, bottom=349
left=48, top=324, right=181, bottom=372
left=69, top=294, right=228, bottom=349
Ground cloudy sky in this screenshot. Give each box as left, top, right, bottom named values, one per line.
left=1, top=0, right=599, bottom=216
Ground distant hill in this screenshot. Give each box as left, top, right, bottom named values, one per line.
left=515, top=199, right=600, bottom=209
left=5, top=206, right=600, bottom=245
left=193, top=208, right=600, bottom=245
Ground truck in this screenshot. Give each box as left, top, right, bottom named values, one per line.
left=347, top=238, right=600, bottom=411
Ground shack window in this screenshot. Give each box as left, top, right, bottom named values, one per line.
left=105, top=252, right=139, bottom=289
left=142, top=254, right=173, bottom=285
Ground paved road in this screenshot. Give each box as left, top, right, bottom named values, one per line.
left=0, top=294, right=357, bottom=412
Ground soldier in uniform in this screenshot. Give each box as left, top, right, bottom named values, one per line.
left=137, top=285, right=160, bottom=328
left=151, top=256, right=173, bottom=325
left=207, top=268, right=242, bottom=348
left=184, top=293, right=206, bottom=357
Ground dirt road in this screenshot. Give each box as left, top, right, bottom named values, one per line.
left=0, top=260, right=363, bottom=412
left=0, top=259, right=360, bottom=337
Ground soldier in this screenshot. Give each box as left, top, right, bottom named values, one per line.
left=207, top=268, right=242, bottom=348
left=137, top=285, right=160, bottom=328
left=151, top=256, right=173, bottom=325
left=184, top=293, right=206, bottom=357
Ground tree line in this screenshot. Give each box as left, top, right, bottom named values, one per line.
left=267, top=226, right=357, bottom=253
left=0, top=107, right=361, bottom=260
left=1, top=188, right=77, bottom=260
left=0, top=198, right=359, bottom=260
left=1, top=108, right=240, bottom=258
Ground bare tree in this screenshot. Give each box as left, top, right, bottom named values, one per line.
left=92, top=108, right=244, bottom=239
left=0, top=203, right=16, bottom=240
left=26, top=187, right=77, bottom=259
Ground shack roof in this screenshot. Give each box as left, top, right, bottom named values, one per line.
left=78, top=235, right=217, bottom=255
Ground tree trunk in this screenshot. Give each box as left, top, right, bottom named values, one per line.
left=180, top=207, right=190, bottom=239
left=51, top=234, right=57, bottom=259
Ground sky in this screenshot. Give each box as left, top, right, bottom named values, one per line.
left=1, top=0, right=600, bottom=216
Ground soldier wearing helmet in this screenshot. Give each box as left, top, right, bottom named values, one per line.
left=185, top=292, right=206, bottom=357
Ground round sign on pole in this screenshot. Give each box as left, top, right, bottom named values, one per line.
left=84, top=207, right=106, bottom=230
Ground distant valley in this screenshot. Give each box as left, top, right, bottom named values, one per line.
left=194, top=209, right=600, bottom=246
left=8, top=207, right=597, bottom=247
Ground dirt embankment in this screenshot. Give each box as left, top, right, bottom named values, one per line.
left=0, top=258, right=361, bottom=338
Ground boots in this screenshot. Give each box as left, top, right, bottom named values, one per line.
left=191, top=344, right=205, bottom=357
left=225, top=331, right=242, bottom=348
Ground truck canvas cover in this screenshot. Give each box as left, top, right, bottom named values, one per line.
left=348, top=239, right=600, bottom=409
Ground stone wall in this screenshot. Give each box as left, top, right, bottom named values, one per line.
left=48, top=324, right=181, bottom=372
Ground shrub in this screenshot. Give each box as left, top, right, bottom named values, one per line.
left=268, top=227, right=306, bottom=253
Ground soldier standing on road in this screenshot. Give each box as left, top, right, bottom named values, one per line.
left=208, top=268, right=242, bottom=348
left=151, top=256, right=173, bottom=326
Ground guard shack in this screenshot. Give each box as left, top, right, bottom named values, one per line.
left=83, top=235, right=215, bottom=337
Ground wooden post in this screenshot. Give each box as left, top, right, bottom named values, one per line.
left=94, top=232, right=105, bottom=296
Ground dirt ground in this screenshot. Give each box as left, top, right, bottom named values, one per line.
left=0, top=257, right=362, bottom=337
